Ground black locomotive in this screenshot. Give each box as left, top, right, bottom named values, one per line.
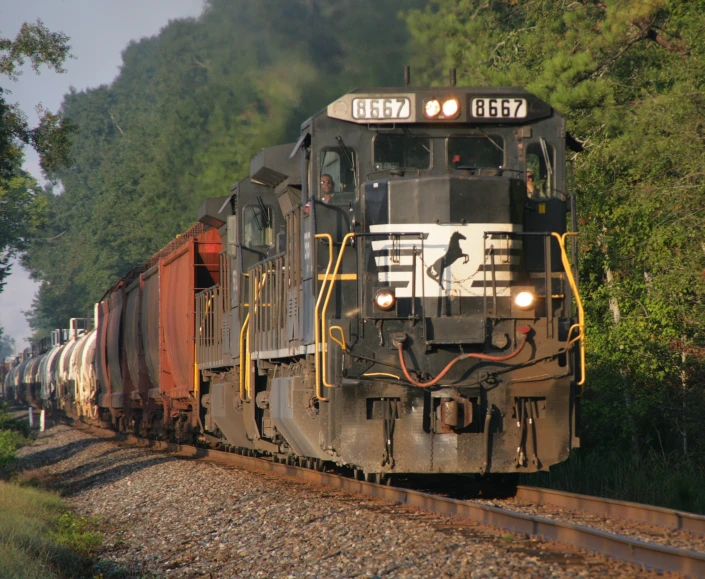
left=194, top=80, right=585, bottom=479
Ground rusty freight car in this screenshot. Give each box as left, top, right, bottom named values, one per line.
left=93, top=224, right=222, bottom=439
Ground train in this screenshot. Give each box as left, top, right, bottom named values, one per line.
left=3, top=77, right=585, bottom=481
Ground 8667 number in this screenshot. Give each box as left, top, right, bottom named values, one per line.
left=472, top=98, right=527, bottom=119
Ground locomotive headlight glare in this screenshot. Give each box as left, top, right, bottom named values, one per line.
left=374, top=289, right=396, bottom=311
left=424, top=99, right=441, bottom=118
left=442, top=98, right=460, bottom=117
left=514, top=291, right=535, bottom=309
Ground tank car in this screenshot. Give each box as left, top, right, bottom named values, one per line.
left=54, top=319, right=88, bottom=412
left=192, top=82, right=585, bottom=478
left=34, top=329, right=67, bottom=410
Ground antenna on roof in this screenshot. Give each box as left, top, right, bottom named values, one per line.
left=404, top=65, right=410, bottom=87
left=450, top=68, right=456, bottom=87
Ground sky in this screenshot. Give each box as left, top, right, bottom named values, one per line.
left=0, top=0, right=205, bottom=351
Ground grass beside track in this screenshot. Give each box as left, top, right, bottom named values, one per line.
left=523, top=448, right=705, bottom=515
left=0, top=403, right=155, bottom=578
left=0, top=481, right=104, bottom=579
left=0, top=403, right=32, bottom=468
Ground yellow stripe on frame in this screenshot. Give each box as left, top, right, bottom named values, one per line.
left=317, top=273, right=357, bottom=281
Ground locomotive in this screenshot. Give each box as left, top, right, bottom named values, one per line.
left=5, top=79, right=584, bottom=480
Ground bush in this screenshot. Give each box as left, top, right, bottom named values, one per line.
left=522, top=448, right=705, bottom=514
left=0, top=404, right=32, bottom=469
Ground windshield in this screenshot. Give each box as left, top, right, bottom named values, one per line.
left=243, top=205, right=273, bottom=247
left=374, top=134, right=431, bottom=171
left=448, top=135, right=504, bottom=169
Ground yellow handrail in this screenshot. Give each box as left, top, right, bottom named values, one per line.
left=194, top=342, right=199, bottom=404
left=239, top=312, right=250, bottom=401
left=329, top=325, right=347, bottom=351
left=321, top=232, right=356, bottom=389
left=551, top=232, right=585, bottom=387
left=314, top=234, right=334, bottom=401
left=238, top=271, right=269, bottom=402
left=245, top=273, right=268, bottom=400
left=363, top=372, right=401, bottom=380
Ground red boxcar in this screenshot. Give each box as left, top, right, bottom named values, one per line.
left=96, top=224, right=221, bottom=438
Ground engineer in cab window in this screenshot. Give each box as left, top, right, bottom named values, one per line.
left=320, top=174, right=335, bottom=203
left=526, top=170, right=536, bottom=198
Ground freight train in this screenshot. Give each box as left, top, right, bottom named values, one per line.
left=3, top=78, right=584, bottom=481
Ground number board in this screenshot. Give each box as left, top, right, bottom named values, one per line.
left=352, top=97, right=411, bottom=121
left=471, top=98, right=527, bottom=119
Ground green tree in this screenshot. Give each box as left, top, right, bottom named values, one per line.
left=0, top=326, right=16, bottom=359
left=0, top=20, right=75, bottom=290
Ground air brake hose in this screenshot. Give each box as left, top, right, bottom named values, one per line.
left=396, top=326, right=531, bottom=388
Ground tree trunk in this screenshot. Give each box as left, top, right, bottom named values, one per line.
left=606, top=268, right=640, bottom=455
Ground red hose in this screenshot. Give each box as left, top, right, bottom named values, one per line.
left=397, top=326, right=531, bottom=388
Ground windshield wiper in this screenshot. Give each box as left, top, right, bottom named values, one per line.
left=335, top=135, right=358, bottom=191
left=256, top=196, right=270, bottom=229
left=401, top=127, right=432, bottom=154
left=477, top=128, right=505, bottom=153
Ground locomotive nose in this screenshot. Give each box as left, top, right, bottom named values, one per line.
left=365, top=174, right=522, bottom=227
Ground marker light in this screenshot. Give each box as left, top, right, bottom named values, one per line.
left=442, top=98, right=460, bottom=118
left=514, top=291, right=535, bottom=309
left=424, top=99, right=441, bottom=118
left=374, top=289, right=396, bottom=311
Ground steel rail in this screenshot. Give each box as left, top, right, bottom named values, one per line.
left=517, top=485, right=705, bottom=537
left=71, top=423, right=705, bottom=578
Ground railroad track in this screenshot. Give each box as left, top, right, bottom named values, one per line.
left=72, top=422, right=705, bottom=578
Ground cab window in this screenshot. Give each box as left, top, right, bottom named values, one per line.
left=320, top=147, right=357, bottom=203
left=526, top=141, right=555, bottom=198
left=243, top=205, right=273, bottom=247
left=448, top=135, right=503, bottom=169
left=374, top=134, right=431, bottom=171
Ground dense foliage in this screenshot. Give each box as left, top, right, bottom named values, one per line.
left=0, top=20, right=74, bottom=290
left=23, top=0, right=423, bottom=331
left=405, top=0, right=705, bottom=462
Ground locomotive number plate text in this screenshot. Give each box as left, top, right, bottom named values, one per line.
left=471, top=98, right=527, bottom=119
left=352, top=97, right=411, bottom=120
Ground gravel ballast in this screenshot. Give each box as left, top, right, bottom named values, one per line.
left=8, top=422, right=678, bottom=578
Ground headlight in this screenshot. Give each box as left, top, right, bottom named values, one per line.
left=374, top=289, right=396, bottom=311
left=442, top=98, right=460, bottom=118
left=424, top=99, right=441, bottom=118
left=514, top=291, right=535, bottom=309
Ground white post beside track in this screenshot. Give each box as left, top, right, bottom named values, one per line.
left=40, top=409, right=45, bottom=432
left=28, top=407, right=33, bottom=429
